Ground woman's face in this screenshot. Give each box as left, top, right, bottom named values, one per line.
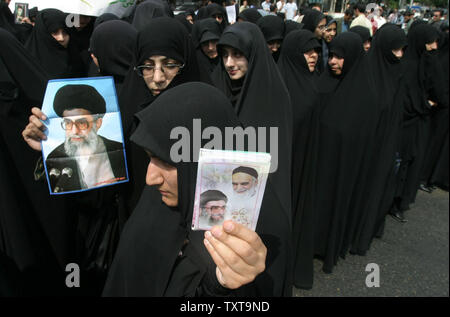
left=304, top=49, right=319, bottom=72
left=267, top=39, right=282, bottom=54
left=323, top=22, right=337, bottom=43
left=328, top=53, right=344, bottom=76
left=51, top=28, right=70, bottom=48
left=425, top=40, right=438, bottom=51
left=140, top=55, right=183, bottom=96
left=201, top=40, right=219, bottom=59
left=391, top=47, right=404, bottom=59
left=213, top=14, right=223, bottom=24
left=146, top=154, right=178, bottom=207
left=315, top=18, right=327, bottom=39
left=222, top=45, right=248, bottom=80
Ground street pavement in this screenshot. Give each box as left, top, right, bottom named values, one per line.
left=293, top=188, right=449, bottom=297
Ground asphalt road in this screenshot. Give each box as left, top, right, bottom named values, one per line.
left=293, top=188, right=449, bottom=297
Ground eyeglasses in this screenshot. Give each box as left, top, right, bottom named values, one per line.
left=61, top=118, right=93, bottom=130
left=203, top=205, right=227, bottom=212
left=318, top=25, right=327, bottom=31
left=134, top=63, right=185, bottom=77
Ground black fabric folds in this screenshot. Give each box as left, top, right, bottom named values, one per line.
left=131, top=0, right=173, bottom=31
left=293, top=32, right=381, bottom=279
left=284, top=20, right=303, bottom=36
left=394, top=24, right=447, bottom=212
left=200, top=3, right=229, bottom=31
left=257, top=15, right=285, bottom=62
left=349, top=25, right=371, bottom=44
left=0, top=2, right=16, bottom=35
left=118, top=17, right=203, bottom=224
left=301, top=9, right=324, bottom=33
left=424, top=29, right=449, bottom=190
left=212, top=22, right=293, bottom=230
left=277, top=29, right=321, bottom=289
left=103, top=82, right=293, bottom=296
left=175, top=13, right=193, bottom=33
left=0, top=28, right=71, bottom=295
left=89, top=20, right=137, bottom=93
left=191, top=18, right=222, bottom=77
left=345, top=24, right=408, bottom=256
left=312, top=32, right=379, bottom=274
left=93, top=13, right=119, bottom=29
left=257, top=15, right=285, bottom=42
left=25, top=9, right=85, bottom=79
left=237, top=8, right=262, bottom=24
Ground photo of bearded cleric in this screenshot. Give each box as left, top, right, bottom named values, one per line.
left=41, top=77, right=128, bottom=194
left=199, top=190, right=229, bottom=228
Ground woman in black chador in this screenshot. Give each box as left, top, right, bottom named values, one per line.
left=344, top=24, right=408, bottom=256
left=277, top=29, right=321, bottom=289
left=212, top=22, right=293, bottom=242
left=300, top=32, right=380, bottom=275
left=25, top=9, right=85, bottom=79
left=118, top=17, right=204, bottom=218
left=0, top=28, right=69, bottom=296
left=419, top=23, right=449, bottom=192
left=88, top=20, right=138, bottom=94
left=257, top=15, right=286, bottom=62
left=191, top=18, right=222, bottom=81
left=392, top=24, right=447, bottom=220
left=131, top=0, right=173, bottom=31
left=103, top=83, right=293, bottom=296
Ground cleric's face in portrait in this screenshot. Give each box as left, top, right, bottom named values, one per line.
left=232, top=172, right=258, bottom=197
left=203, top=199, right=227, bottom=224
left=61, top=108, right=104, bottom=157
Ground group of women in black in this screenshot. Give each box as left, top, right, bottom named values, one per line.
left=0, top=0, right=448, bottom=296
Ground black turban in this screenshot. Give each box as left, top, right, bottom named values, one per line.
left=200, top=190, right=228, bottom=208
left=232, top=166, right=258, bottom=179
left=53, top=84, right=106, bottom=117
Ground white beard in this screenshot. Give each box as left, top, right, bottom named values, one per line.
left=232, top=185, right=257, bottom=200
left=64, top=125, right=100, bottom=157
left=63, top=126, right=115, bottom=189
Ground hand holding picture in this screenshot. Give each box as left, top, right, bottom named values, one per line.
left=22, top=107, right=48, bottom=152
left=203, top=220, right=267, bottom=289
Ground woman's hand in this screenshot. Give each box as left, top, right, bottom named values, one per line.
left=204, top=220, right=267, bottom=289
left=22, top=107, right=48, bottom=152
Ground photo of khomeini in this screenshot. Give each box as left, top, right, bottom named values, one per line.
left=45, top=84, right=127, bottom=193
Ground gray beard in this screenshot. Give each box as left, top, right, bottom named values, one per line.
left=233, top=186, right=257, bottom=199
left=64, top=126, right=101, bottom=157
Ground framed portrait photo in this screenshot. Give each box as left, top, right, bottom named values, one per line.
left=40, top=76, right=129, bottom=195
left=191, top=149, right=271, bottom=231
left=14, top=3, right=28, bottom=24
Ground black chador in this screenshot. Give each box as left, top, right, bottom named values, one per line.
left=88, top=20, right=137, bottom=94
left=25, top=9, right=85, bottom=79
left=277, top=29, right=321, bottom=289
left=103, top=83, right=293, bottom=296
left=394, top=24, right=447, bottom=213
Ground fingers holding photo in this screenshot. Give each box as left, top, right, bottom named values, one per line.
left=203, top=220, right=267, bottom=289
